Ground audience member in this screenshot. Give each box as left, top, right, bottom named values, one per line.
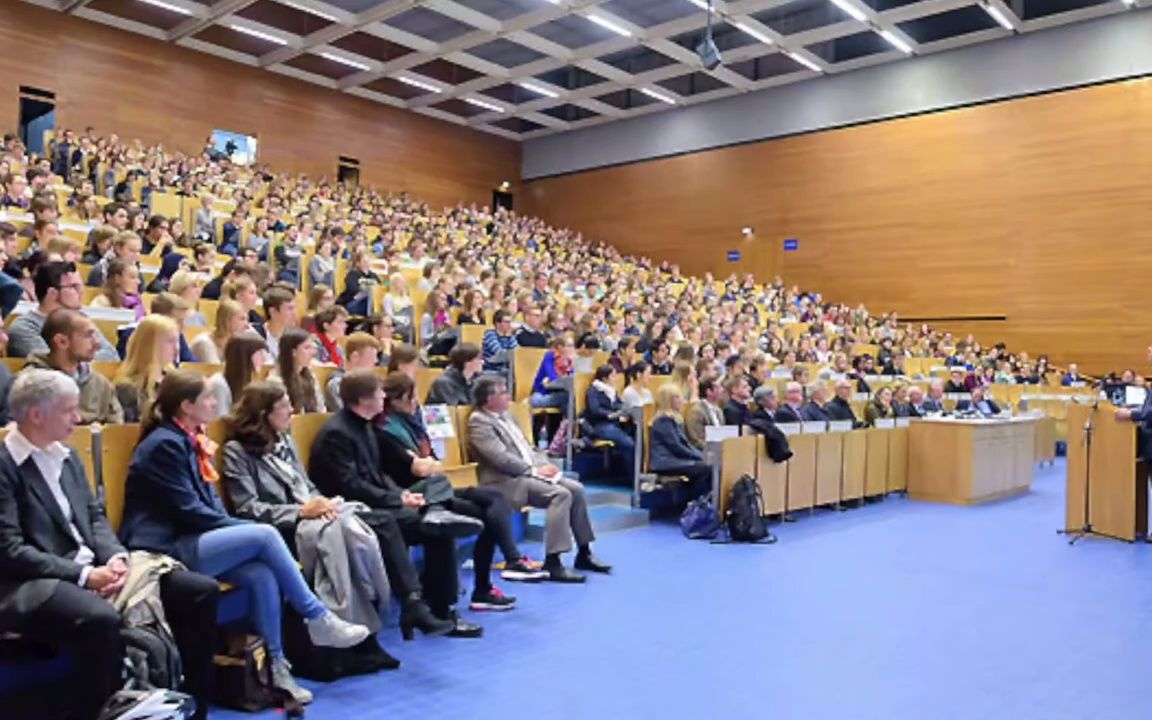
left=649, top=383, right=712, bottom=500
left=9, top=260, right=119, bottom=360
left=25, top=309, right=122, bottom=424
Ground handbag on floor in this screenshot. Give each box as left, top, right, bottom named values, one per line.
left=680, top=495, right=720, bottom=540
left=212, top=632, right=304, bottom=717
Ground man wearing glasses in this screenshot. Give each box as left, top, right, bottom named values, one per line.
left=481, top=310, right=518, bottom=375
left=8, top=262, right=120, bottom=361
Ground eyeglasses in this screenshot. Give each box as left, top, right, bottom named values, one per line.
left=57, top=282, right=84, bottom=291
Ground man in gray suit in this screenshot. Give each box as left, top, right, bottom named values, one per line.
left=468, top=375, right=611, bottom=583
left=922, top=378, right=946, bottom=414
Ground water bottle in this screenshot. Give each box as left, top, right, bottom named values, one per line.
left=537, top=426, right=549, bottom=453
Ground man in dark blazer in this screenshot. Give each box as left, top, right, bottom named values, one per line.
left=955, top=387, right=1001, bottom=416
left=775, top=382, right=805, bottom=424
left=826, top=379, right=860, bottom=425
left=310, top=370, right=483, bottom=638
left=921, top=379, right=946, bottom=414
left=722, top=374, right=753, bottom=427
left=800, top=382, right=832, bottom=424
left=0, top=370, right=218, bottom=720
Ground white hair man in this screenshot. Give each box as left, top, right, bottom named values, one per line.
left=0, top=370, right=219, bottom=720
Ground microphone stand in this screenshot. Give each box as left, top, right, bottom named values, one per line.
left=1058, top=400, right=1126, bottom=544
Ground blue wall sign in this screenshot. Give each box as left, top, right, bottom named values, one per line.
left=783, top=238, right=799, bottom=251
left=727, top=250, right=741, bottom=262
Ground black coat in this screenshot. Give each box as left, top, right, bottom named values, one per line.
left=826, top=397, right=858, bottom=425
left=0, top=444, right=124, bottom=625
left=310, top=409, right=406, bottom=510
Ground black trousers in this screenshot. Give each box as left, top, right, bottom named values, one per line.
left=22, top=581, right=122, bottom=720
left=358, top=509, right=458, bottom=617
left=160, top=569, right=219, bottom=720
left=659, top=462, right=713, bottom=502
left=18, top=569, right=218, bottom=720
left=449, top=487, right=519, bottom=595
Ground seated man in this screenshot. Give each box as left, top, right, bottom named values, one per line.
left=744, top=385, right=793, bottom=464
left=722, top=374, right=752, bottom=427
left=468, top=375, right=611, bottom=583
left=481, top=310, right=518, bottom=375
left=324, top=331, right=383, bottom=411
left=907, top=386, right=927, bottom=417
left=774, top=381, right=805, bottom=424
left=684, top=376, right=725, bottom=450
left=922, top=379, right=946, bottom=414
left=944, top=370, right=968, bottom=394
left=24, top=309, right=124, bottom=424
left=0, top=370, right=218, bottom=720
left=956, top=387, right=1001, bottom=417
left=309, top=370, right=483, bottom=638
left=826, top=379, right=860, bottom=425
left=426, top=342, right=482, bottom=406
left=8, top=261, right=120, bottom=360
left=800, top=381, right=831, bottom=423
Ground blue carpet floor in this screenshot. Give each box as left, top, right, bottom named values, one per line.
left=214, top=459, right=1152, bottom=720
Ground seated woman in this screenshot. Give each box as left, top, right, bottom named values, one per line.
left=309, top=240, right=335, bottom=291
left=377, top=372, right=547, bottom=609
left=620, top=361, right=653, bottom=410
left=419, top=289, right=456, bottom=354
left=119, top=371, right=372, bottom=706
left=190, top=298, right=246, bottom=364
left=169, top=269, right=207, bottom=327
left=891, top=383, right=912, bottom=417
left=311, top=305, right=348, bottom=367
left=221, top=381, right=415, bottom=669
left=270, top=329, right=325, bottom=414
left=581, top=364, right=636, bottom=477
left=90, top=258, right=145, bottom=320
left=206, top=334, right=268, bottom=420
left=669, top=360, right=698, bottom=405
left=649, top=383, right=713, bottom=501
left=301, top=283, right=335, bottom=333
left=336, top=248, right=378, bottom=316
left=114, top=314, right=181, bottom=422
left=863, top=386, right=895, bottom=427
left=455, top=289, right=486, bottom=326
left=384, top=273, right=415, bottom=344
left=530, top=333, right=575, bottom=411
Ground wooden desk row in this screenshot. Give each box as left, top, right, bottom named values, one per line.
left=713, top=427, right=908, bottom=517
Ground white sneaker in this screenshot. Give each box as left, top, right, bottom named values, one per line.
left=306, top=610, right=371, bottom=649
left=270, top=658, right=313, bottom=705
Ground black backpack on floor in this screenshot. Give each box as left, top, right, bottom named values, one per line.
left=718, top=475, right=777, bottom=544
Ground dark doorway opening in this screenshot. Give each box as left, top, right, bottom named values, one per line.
left=18, top=86, right=56, bottom=156
left=338, top=155, right=360, bottom=187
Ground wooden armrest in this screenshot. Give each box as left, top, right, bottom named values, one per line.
left=444, top=463, right=478, bottom=489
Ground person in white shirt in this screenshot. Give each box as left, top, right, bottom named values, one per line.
left=0, top=370, right=220, bottom=719
left=620, top=360, right=654, bottom=410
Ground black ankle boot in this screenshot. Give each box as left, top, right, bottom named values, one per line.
left=399, top=596, right=453, bottom=641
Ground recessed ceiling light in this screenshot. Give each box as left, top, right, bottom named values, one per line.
left=585, top=13, right=633, bottom=37
left=138, top=0, right=194, bottom=15
left=517, top=81, right=559, bottom=98
left=464, top=97, right=506, bottom=113
left=319, top=52, right=370, bottom=71
left=278, top=0, right=337, bottom=21
left=228, top=24, right=289, bottom=45
left=395, top=76, right=443, bottom=93
left=639, top=87, right=676, bottom=105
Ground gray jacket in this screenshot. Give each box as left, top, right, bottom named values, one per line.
left=220, top=436, right=390, bottom=631
left=467, top=410, right=537, bottom=504
left=8, top=308, right=120, bottom=361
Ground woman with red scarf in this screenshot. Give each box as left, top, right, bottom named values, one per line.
left=311, top=305, right=348, bottom=367
left=119, top=370, right=371, bottom=705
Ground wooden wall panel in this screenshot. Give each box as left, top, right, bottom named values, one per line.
left=524, top=79, right=1152, bottom=374
left=0, top=3, right=518, bottom=209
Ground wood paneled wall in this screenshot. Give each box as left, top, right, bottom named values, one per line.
left=0, top=3, right=518, bottom=209
left=524, top=78, right=1152, bottom=374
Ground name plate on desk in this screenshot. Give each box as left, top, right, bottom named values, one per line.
left=800, top=422, right=827, bottom=434
left=852, top=393, right=869, bottom=402
left=705, top=425, right=741, bottom=443
left=777, top=422, right=801, bottom=436
left=945, top=393, right=972, bottom=402
left=895, top=418, right=910, bottom=428
left=828, top=420, right=853, bottom=433
left=873, top=419, right=896, bottom=429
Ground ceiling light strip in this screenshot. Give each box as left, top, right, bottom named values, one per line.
left=829, top=0, right=868, bottom=22
left=735, top=22, right=773, bottom=46
left=319, top=52, right=370, bottom=71
left=138, top=0, right=194, bottom=15
left=639, top=87, right=676, bottom=105
left=785, top=51, right=822, bottom=73
left=585, top=13, right=633, bottom=37
left=464, top=97, right=506, bottom=113
left=877, top=28, right=913, bottom=54
left=228, top=24, right=289, bottom=45
left=982, top=2, right=1014, bottom=30
left=396, top=76, right=443, bottom=93
left=278, top=0, right=337, bottom=22
left=517, top=81, right=559, bottom=98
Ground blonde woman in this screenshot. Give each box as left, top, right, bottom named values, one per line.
left=169, top=269, right=207, bottom=327
left=90, top=259, right=145, bottom=320
left=114, top=314, right=180, bottom=422
left=384, top=272, right=415, bottom=343
left=190, top=298, right=247, bottom=363
left=670, top=360, right=698, bottom=404
left=649, top=383, right=712, bottom=502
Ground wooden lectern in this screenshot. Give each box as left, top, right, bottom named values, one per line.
left=1064, top=404, right=1148, bottom=542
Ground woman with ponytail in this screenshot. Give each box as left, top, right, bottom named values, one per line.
left=119, top=370, right=372, bottom=705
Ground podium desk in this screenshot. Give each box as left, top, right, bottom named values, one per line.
left=908, top=417, right=1037, bottom=505
left=1064, top=404, right=1148, bottom=542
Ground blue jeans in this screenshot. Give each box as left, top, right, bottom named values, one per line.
left=592, top=421, right=636, bottom=477
left=530, top=391, right=568, bottom=410
left=197, top=523, right=326, bottom=659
